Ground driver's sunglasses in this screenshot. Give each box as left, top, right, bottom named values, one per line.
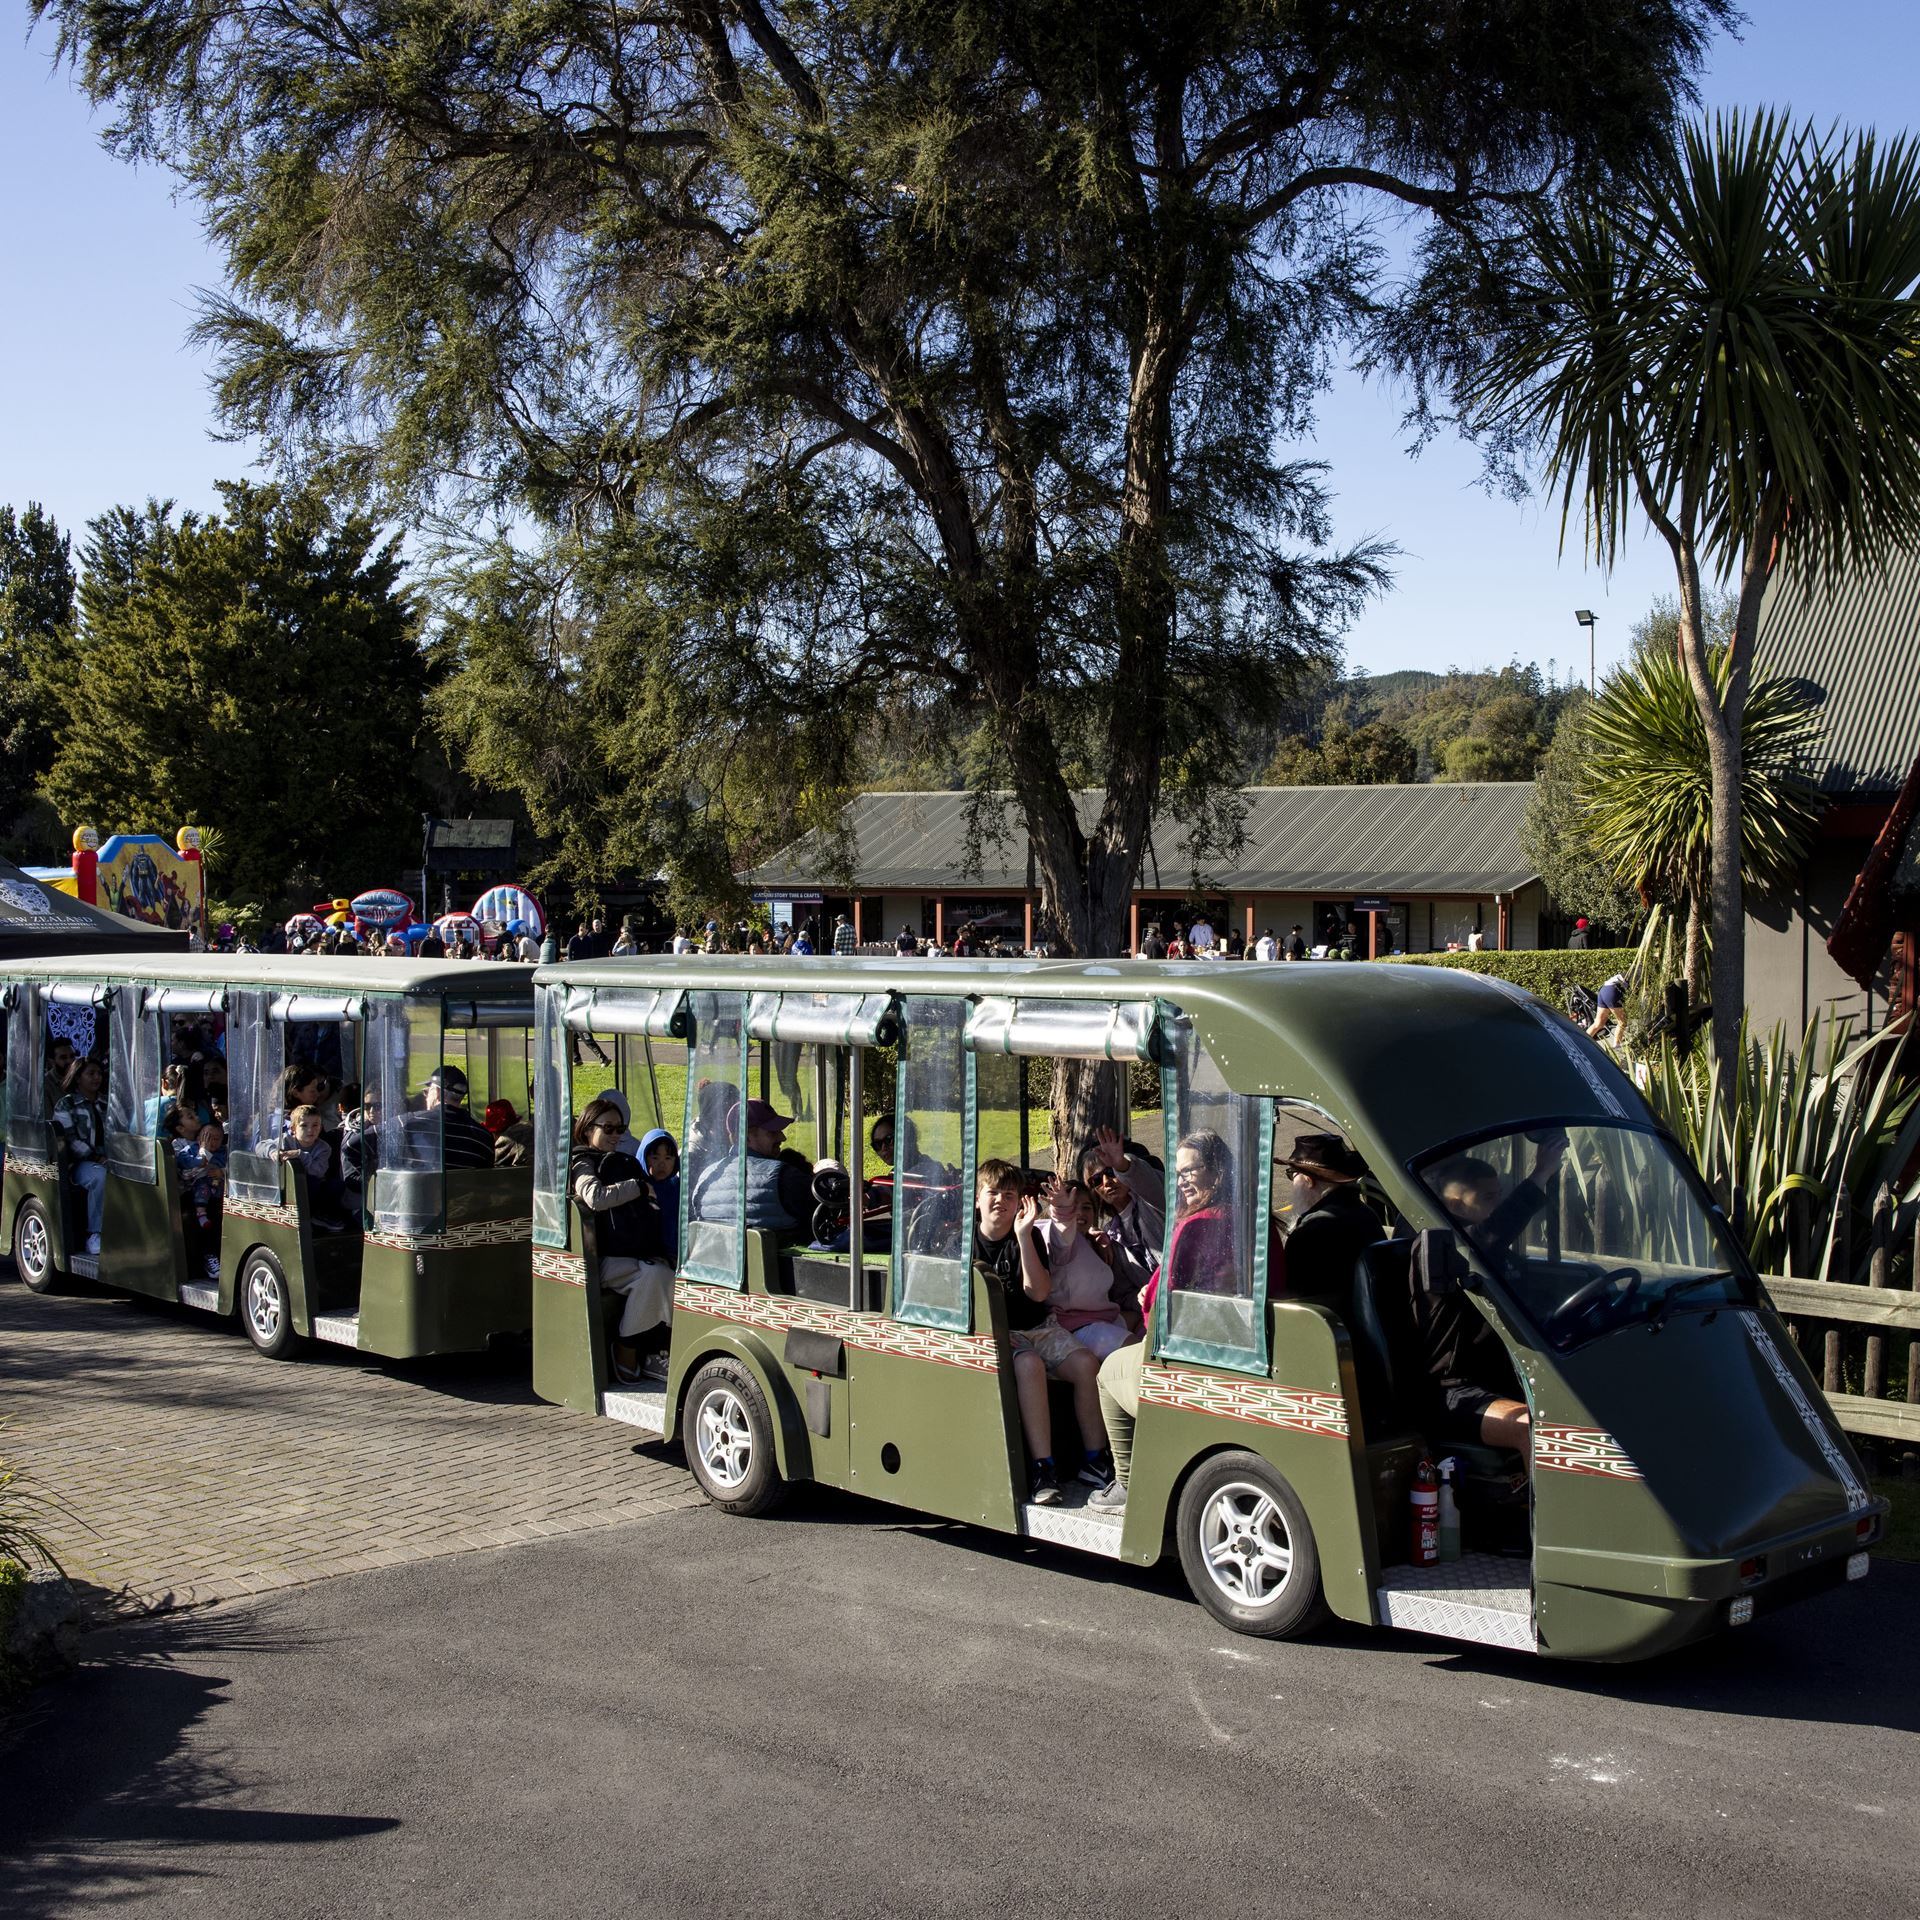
left=1089, top=1165, right=1127, bottom=1186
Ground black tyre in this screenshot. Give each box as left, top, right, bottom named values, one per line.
left=1175, top=1451, right=1327, bottom=1640
left=12, top=1199, right=60, bottom=1295
left=683, top=1357, right=787, bottom=1516
left=239, top=1249, right=300, bottom=1360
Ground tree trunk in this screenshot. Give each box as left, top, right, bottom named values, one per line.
left=1050, top=1058, right=1128, bottom=1178
left=1683, top=895, right=1705, bottom=1006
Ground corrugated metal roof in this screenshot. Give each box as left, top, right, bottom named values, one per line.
left=744, top=784, right=1539, bottom=896
left=1758, top=549, right=1920, bottom=795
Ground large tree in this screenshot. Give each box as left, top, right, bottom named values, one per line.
left=1465, top=113, right=1920, bottom=1066
left=0, top=503, right=76, bottom=843
left=39, top=1, right=1724, bottom=958
left=42, top=482, right=429, bottom=908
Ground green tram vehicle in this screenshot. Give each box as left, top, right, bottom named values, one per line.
left=1, top=955, right=538, bottom=1361
left=531, top=956, right=1885, bottom=1663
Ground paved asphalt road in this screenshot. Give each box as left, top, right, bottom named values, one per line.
left=3, top=1487, right=1916, bottom=1920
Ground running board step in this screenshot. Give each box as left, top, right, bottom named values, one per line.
left=67, top=1254, right=99, bottom=1281
left=602, top=1386, right=667, bottom=1435
left=311, top=1311, right=361, bottom=1349
left=177, top=1282, right=220, bottom=1312
left=1376, top=1551, right=1535, bottom=1652
left=603, top=1357, right=670, bottom=1435
left=1020, top=1485, right=1126, bottom=1561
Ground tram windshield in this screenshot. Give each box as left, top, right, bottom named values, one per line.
left=1415, top=1123, right=1750, bottom=1350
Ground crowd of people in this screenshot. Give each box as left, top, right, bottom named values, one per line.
left=556, top=1057, right=1537, bottom=1505
left=37, top=1008, right=533, bottom=1274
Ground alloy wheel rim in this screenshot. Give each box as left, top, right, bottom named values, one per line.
left=1199, top=1481, right=1294, bottom=1607
left=18, top=1213, right=49, bottom=1280
left=246, top=1265, right=281, bottom=1342
left=696, top=1387, right=754, bottom=1489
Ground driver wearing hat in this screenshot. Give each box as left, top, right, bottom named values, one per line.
left=1278, top=1132, right=1381, bottom=1299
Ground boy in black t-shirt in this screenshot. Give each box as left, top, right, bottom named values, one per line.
left=973, top=1158, right=1109, bottom=1503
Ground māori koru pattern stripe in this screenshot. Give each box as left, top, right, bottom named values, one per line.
left=675, top=1280, right=1000, bottom=1374
left=533, top=1249, right=587, bottom=1286
left=224, top=1198, right=301, bottom=1231
left=366, top=1216, right=532, bottom=1253
left=1532, top=1424, right=1642, bottom=1479
left=4, top=1156, right=59, bottom=1184
left=1139, top=1366, right=1350, bottom=1439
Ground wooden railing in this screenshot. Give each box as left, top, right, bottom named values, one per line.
left=1762, top=1262, right=1920, bottom=1449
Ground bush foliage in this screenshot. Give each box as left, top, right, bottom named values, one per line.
left=1377, top=947, right=1637, bottom=1004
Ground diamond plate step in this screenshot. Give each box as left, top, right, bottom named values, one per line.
left=1377, top=1550, right=1535, bottom=1652
left=311, top=1311, right=362, bottom=1349
left=1020, top=1482, right=1126, bottom=1561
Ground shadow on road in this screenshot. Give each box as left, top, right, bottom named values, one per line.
left=1381, top=1557, right=1920, bottom=1736
left=0, top=1605, right=399, bottom=1919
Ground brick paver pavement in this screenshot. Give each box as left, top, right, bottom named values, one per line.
left=0, top=1275, right=701, bottom=1608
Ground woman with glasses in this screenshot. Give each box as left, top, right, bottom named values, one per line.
left=1091, top=1128, right=1245, bottom=1511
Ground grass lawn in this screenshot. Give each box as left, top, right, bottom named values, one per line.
left=1871, top=1475, right=1920, bottom=1564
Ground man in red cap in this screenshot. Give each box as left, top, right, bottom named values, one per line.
left=1569, top=916, right=1589, bottom=949
left=701, top=1096, right=816, bottom=1229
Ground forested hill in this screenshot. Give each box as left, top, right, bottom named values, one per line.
left=857, top=660, right=1580, bottom=793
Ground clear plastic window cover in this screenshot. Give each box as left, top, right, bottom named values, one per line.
left=5, top=991, right=44, bottom=1154
left=745, top=990, right=895, bottom=1049
left=891, top=998, right=970, bottom=1329
left=964, top=996, right=1159, bottom=1062
left=1153, top=1018, right=1272, bottom=1375
left=224, top=988, right=283, bottom=1200
left=683, top=991, right=746, bottom=1286
left=105, top=990, right=159, bottom=1183
left=145, top=987, right=228, bottom=1015
left=532, top=985, right=572, bottom=1248
left=270, top=993, right=367, bottom=1023
left=368, top=999, right=440, bottom=1215
left=562, top=984, right=687, bottom=1037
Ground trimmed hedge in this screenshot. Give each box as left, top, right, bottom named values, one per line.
left=1376, top=947, right=1637, bottom=1005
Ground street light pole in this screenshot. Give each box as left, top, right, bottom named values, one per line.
left=1574, top=609, right=1597, bottom=693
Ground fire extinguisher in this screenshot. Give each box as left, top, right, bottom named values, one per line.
left=1409, top=1454, right=1440, bottom=1567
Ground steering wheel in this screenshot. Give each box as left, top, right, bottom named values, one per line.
left=1551, top=1265, right=1640, bottom=1335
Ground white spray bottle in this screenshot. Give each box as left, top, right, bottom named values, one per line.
left=1436, top=1456, right=1462, bottom=1563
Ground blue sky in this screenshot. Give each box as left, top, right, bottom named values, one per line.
left=3, top=4, right=1916, bottom=680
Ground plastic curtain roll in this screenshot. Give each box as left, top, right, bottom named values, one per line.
left=744, top=990, right=896, bottom=1049
left=145, top=987, right=229, bottom=1015
left=562, top=986, right=689, bottom=1038
left=963, top=996, right=1158, bottom=1063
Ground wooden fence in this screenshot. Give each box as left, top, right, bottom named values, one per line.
left=1762, top=1181, right=1920, bottom=1450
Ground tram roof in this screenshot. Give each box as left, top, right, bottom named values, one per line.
left=3, top=953, right=538, bottom=997
left=538, top=955, right=1649, bottom=1171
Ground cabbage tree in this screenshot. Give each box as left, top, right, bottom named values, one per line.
left=1581, top=634, right=1824, bottom=998
left=1469, top=112, right=1920, bottom=1067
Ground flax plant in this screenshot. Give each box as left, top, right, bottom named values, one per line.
left=1644, top=1014, right=1920, bottom=1280
left=0, top=1429, right=63, bottom=1574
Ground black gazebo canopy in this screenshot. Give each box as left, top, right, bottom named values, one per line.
left=0, top=858, right=191, bottom=959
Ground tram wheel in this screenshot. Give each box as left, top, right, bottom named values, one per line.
left=12, top=1200, right=60, bottom=1295
left=683, top=1357, right=787, bottom=1517
left=240, top=1249, right=300, bottom=1360
left=1175, top=1451, right=1327, bottom=1640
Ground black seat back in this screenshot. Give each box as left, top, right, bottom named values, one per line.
left=1349, top=1238, right=1418, bottom=1442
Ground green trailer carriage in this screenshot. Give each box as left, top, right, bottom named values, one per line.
left=1, top=954, right=538, bottom=1361
left=530, top=955, right=1887, bottom=1663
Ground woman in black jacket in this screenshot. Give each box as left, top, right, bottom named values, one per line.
left=570, top=1097, right=673, bottom=1383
